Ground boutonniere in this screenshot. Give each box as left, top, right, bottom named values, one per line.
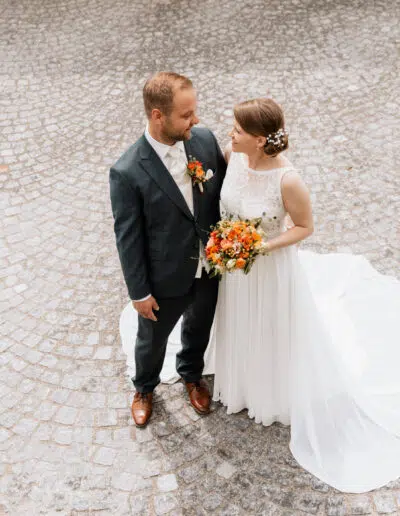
left=186, top=156, right=214, bottom=193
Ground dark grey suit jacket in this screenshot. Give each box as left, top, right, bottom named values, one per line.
left=109, top=127, right=227, bottom=300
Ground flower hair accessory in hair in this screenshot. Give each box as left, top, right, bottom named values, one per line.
left=266, top=128, right=288, bottom=148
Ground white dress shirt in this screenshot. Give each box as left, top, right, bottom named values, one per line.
left=133, top=126, right=206, bottom=302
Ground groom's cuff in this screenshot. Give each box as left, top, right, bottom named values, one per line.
left=132, top=294, right=152, bottom=302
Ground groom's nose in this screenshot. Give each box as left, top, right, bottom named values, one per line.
left=192, top=114, right=199, bottom=125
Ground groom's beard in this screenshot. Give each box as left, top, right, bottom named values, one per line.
left=161, top=124, right=192, bottom=144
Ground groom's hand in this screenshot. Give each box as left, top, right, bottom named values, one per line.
left=133, top=296, right=160, bottom=322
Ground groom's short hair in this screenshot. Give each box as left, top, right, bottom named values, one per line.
left=143, top=72, right=193, bottom=118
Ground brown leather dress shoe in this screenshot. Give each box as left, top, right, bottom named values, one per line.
left=131, top=392, right=153, bottom=428
left=185, top=379, right=211, bottom=415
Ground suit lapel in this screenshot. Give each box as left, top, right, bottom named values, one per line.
left=139, top=135, right=194, bottom=221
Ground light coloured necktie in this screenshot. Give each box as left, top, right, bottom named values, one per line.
left=166, top=145, right=193, bottom=214
left=166, top=145, right=208, bottom=275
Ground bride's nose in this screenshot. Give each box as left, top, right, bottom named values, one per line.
left=228, top=130, right=233, bottom=137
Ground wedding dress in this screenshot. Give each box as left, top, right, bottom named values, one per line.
left=120, top=151, right=400, bottom=492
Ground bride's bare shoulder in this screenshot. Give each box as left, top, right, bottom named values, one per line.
left=224, top=142, right=232, bottom=163
left=279, top=160, right=303, bottom=184
left=281, top=169, right=309, bottom=200
left=281, top=167, right=302, bottom=182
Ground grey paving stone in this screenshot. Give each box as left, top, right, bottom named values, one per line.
left=325, top=495, right=347, bottom=516
left=216, top=461, right=237, bottom=480
left=53, top=427, right=73, bottom=445
left=93, top=347, right=112, bottom=360
left=93, top=446, right=117, bottom=466
left=129, top=492, right=152, bottom=515
left=96, top=410, right=118, bottom=427
left=202, top=492, right=224, bottom=511
left=12, top=418, right=38, bottom=436
left=111, top=471, right=152, bottom=492
left=157, top=474, right=179, bottom=493
left=347, top=495, right=374, bottom=514
left=154, top=493, right=179, bottom=515
left=0, top=429, right=11, bottom=443
left=54, top=406, right=78, bottom=425
left=372, top=493, right=398, bottom=514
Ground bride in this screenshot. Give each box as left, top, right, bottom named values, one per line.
left=120, top=98, right=400, bottom=493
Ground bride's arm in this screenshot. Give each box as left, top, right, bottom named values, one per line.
left=265, top=171, right=314, bottom=253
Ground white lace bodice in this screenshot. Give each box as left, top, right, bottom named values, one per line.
left=220, top=151, right=293, bottom=238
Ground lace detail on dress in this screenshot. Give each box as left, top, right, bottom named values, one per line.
left=220, top=151, right=294, bottom=238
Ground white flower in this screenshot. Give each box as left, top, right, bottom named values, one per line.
left=226, top=259, right=237, bottom=270
left=205, top=169, right=214, bottom=180
left=258, top=241, right=269, bottom=254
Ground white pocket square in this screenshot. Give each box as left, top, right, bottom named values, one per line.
left=205, top=169, right=214, bottom=180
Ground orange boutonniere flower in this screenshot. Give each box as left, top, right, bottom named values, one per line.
left=186, top=156, right=214, bottom=193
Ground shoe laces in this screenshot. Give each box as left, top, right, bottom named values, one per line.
left=193, top=381, right=204, bottom=392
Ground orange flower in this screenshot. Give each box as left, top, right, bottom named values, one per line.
left=186, top=157, right=208, bottom=192
left=206, top=237, right=215, bottom=249
left=220, top=239, right=233, bottom=250
left=236, top=258, right=246, bottom=269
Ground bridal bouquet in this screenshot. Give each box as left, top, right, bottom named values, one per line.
left=205, top=217, right=268, bottom=277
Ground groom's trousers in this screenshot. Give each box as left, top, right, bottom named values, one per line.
left=133, top=270, right=219, bottom=393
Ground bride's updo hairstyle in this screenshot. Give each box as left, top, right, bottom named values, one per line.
left=234, top=98, right=289, bottom=157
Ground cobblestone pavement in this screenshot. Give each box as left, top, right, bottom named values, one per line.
left=1, top=0, right=399, bottom=514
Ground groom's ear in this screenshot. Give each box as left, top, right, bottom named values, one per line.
left=151, top=108, right=163, bottom=122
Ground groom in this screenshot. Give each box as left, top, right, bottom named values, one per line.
left=110, top=72, right=226, bottom=427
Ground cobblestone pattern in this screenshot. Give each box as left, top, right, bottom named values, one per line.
left=1, top=0, right=399, bottom=514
